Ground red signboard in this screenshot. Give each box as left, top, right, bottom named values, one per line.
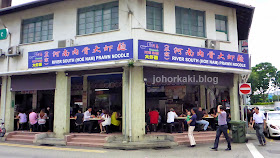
left=239, top=83, right=251, bottom=95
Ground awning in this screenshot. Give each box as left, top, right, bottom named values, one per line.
left=11, top=73, right=56, bottom=91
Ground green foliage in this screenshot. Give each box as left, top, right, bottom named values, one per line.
left=253, top=102, right=274, bottom=105
left=248, top=62, right=277, bottom=104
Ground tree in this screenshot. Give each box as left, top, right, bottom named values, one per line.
left=248, top=62, right=277, bottom=104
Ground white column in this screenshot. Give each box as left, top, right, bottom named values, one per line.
left=230, top=74, right=239, bottom=121
left=53, top=72, right=70, bottom=138
left=0, top=76, right=15, bottom=132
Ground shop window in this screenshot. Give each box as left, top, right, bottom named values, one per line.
left=146, top=1, right=163, bottom=31
left=21, top=14, right=53, bottom=44
left=175, top=7, right=205, bottom=37
left=77, top=1, right=119, bottom=35
left=215, top=14, right=228, bottom=41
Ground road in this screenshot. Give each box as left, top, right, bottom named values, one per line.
left=0, top=136, right=279, bottom=158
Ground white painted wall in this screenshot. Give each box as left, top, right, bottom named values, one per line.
left=0, top=0, right=239, bottom=74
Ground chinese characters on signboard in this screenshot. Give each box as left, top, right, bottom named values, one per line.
left=28, top=39, right=133, bottom=68
left=138, top=40, right=249, bottom=69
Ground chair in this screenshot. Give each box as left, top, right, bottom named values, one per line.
left=105, top=125, right=110, bottom=134
left=195, top=124, right=204, bottom=132
left=166, top=123, right=176, bottom=133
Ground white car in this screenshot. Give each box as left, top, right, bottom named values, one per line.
left=265, top=111, right=280, bottom=138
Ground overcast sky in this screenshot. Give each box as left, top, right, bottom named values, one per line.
left=11, top=0, right=280, bottom=69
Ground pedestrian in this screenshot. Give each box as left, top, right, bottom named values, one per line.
left=250, top=107, right=266, bottom=146
left=187, top=108, right=197, bottom=147
left=211, top=105, right=231, bottom=151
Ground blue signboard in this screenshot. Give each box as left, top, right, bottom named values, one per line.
left=28, top=39, right=133, bottom=68
left=138, top=40, right=249, bottom=69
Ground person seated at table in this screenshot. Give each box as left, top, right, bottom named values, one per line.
left=111, top=108, right=121, bottom=132
left=167, top=108, right=178, bottom=133
left=97, top=109, right=105, bottom=128
left=29, top=109, right=38, bottom=132
left=75, top=109, right=84, bottom=133
left=83, top=107, right=93, bottom=133
left=149, top=108, right=159, bottom=132
left=196, top=107, right=209, bottom=131
left=100, top=110, right=111, bottom=134
left=16, top=109, right=27, bottom=130
left=38, top=109, right=47, bottom=132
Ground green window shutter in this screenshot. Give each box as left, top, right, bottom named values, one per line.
left=215, top=14, right=227, bottom=33
left=21, top=14, right=53, bottom=44
left=77, top=1, right=119, bottom=35
left=175, top=7, right=205, bottom=37
left=146, top=1, right=163, bottom=31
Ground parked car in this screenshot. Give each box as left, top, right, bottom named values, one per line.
left=265, top=111, right=280, bottom=138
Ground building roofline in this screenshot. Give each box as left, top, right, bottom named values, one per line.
left=0, top=0, right=254, bottom=40
left=0, top=0, right=64, bottom=16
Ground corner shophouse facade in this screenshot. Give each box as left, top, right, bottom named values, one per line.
left=0, top=0, right=254, bottom=141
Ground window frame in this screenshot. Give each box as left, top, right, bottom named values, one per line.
left=21, top=14, right=54, bottom=44
left=175, top=6, right=205, bottom=38
left=146, top=1, right=163, bottom=31
left=77, top=1, right=119, bottom=35
left=215, top=14, right=228, bottom=34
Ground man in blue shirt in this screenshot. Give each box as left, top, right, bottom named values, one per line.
left=187, top=108, right=197, bottom=147
left=211, top=105, right=231, bottom=151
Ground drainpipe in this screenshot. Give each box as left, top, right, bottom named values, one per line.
left=128, top=66, right=132, bottom=142
left=2, top=30, right=11, bottom=122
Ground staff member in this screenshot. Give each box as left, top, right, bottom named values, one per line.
left=250, top=107, right=266, bottom=146
left=211, top=105, right=231, bottom=151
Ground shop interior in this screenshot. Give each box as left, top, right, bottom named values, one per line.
left=14, top=90, right=55, bottom=131
left=70, top=74, right=123, bottom=132
left=145, top=84, right=230, bottom=123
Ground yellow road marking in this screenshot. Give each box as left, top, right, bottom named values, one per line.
left=0, top=143, right=106, bottom=153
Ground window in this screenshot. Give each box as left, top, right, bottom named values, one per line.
left=77, top=1, right=119, bottom=35
left=176, top=7, right=205, bottom=37
left=215, top=15, right=227, bottom=33
left=146, top=1, right=163, bottom=31
left=21, top=14, right=53, bottom=44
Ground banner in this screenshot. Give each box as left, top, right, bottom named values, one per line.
left=139, top=40, right=249, bottom=69
left=28, top=39, right=133, bottom=68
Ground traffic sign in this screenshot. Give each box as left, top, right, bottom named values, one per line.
left=239, top=83, right=252, bottom=95
left=0, top=28, right=8, bottom=40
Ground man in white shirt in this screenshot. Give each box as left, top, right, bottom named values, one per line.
left=167, top=108, right=178, bottom=133
left=167, top=108, right=178, bottom=123
left=83, top=108, right=93, bottom=133
left=250, top=107, right=266, bottom=146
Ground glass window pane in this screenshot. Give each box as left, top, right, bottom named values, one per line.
left=95, top=27, right=102, bottom=32
left=220, top=21, right=226, bottom=31
left=79, top=29, right=85, bottom=34
left=48, top=34, right=53, bottom=40
left=42, top=36, right=47, bottom=41
left=103, top=25, right=110, bottom=31
left=79, top=13, right=86, bottom=19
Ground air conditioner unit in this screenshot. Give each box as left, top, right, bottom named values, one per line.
left=58, top=39, right=74, bottom=48
left=205, top=39, right=220, bottom=50
left=6, top=46, right=20, bottom=56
